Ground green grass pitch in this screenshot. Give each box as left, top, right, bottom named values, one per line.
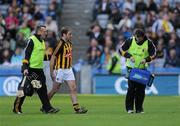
left=0, top=95, right=180, bottom=126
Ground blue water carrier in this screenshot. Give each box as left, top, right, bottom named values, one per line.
left=129, top=68, right=154, bottom=87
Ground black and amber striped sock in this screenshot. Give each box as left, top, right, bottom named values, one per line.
left=73, top=103, right=80, bottom=111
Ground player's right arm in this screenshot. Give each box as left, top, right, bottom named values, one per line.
left=119, top=38, right=134, bottom=61
left=50, top=40, right=62, bottom=80
left=50, top=54, right=56, bottom=80
left=22, top=39, right=34, bottom=75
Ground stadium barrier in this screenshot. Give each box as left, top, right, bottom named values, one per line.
left=93, top=74, right=180, bottom=95
left=1, top=65, right=180, bottom=96
left=79, top=65, right=180, bottom=95
left=0, top=65, right=22, bottom=96
left=0, top=63, right=80, bottom=96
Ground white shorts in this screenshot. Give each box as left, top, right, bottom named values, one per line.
left=55, top=68, right=75, bottom=83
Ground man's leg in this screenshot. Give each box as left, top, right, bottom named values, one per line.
left=67, top=80, right=78, bottom=105
left=13, top=76, right=26, bottom=114
left=13, top=96, right=26, bottom=114
left=67, top=80, right=87, bottom=114
left=125, top=80, right=135, bottom=113
left=48, top=82, right=61, bottom=100
left=135, top=83, right=146, bottom=113
left=37, top=71, right=59, bottom=113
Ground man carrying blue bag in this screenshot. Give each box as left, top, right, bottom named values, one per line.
left=120, top=29, right=156, bottom=114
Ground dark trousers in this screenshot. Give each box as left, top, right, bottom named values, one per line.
left=13, top=68, right=52, bottom=112
left=125, top=79, right=146, bottom=111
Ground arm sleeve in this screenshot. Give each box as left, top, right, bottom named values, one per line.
left=24, top=39, right=34, bottom=61
left=109, top=56, right=118, bottom=73
left=22, top=39, right=34, bottom=71
left=119, top=38, right=132, bottom=58
left=53, top=41, right=63, bottom=57
left=145, top=40, right=156, bottom=62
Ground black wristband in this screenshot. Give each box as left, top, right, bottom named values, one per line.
left=124, top=52, right=132, bottom=58
left=145, top=56, right=151, bottom=62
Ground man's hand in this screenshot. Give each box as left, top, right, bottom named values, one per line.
left=51, top=74, right=55, bottom=81
left=50, top=70, right=56, bottom=81
left=23, top=69, right=29, bottom=76
left=140, top=59, right=146, bottom=65
left=130, top=57, right=135, bottom=62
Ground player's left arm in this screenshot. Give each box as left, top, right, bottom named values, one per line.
left=145, top=40, right=156, bottom=62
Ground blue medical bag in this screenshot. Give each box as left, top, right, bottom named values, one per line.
left=129, top=68, right=154, bottom=87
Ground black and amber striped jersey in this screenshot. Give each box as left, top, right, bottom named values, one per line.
left=54, top=39, right=72, bottom=69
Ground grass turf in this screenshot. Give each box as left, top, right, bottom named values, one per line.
left=0, top=95, right=180, bottom=126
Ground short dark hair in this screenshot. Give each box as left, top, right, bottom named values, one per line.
left=35, top=25, right=46, bottom=33
left=61, top=26, right=71, bottom=36
left=134, top=28, right=145, bottom=37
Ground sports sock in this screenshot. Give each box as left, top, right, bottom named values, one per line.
left=73, top=103, right=80, bottom=111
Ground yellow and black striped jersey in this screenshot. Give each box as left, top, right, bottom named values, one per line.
left=54, top=39, right=72, bottom=69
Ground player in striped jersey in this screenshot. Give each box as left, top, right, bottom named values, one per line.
left=48, top=26, right=88, bottom=114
